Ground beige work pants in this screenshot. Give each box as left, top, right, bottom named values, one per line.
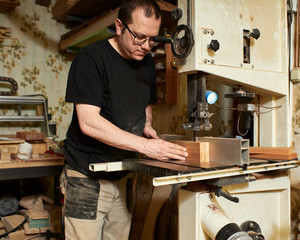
left=60, top=166, right=132, bottom=240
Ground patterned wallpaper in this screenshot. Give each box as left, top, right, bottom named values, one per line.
left=0, top=0, right=73, bottom=140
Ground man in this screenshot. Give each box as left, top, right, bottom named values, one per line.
left=61, top=0, right=188, bottom=239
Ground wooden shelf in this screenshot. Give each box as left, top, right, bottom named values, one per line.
left=0, top=0, right=20, bottom=13
left=155, top=44, right=177, bottom=104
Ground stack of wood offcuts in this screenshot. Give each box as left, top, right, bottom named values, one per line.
left=0, top=194, right=61, bottom=239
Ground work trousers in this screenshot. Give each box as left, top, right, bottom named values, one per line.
left=60, top=165, right=132, bottom=240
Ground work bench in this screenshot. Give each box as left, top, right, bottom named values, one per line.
left=0, top=155, right=64, bottom=181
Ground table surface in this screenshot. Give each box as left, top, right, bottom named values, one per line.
left=0, top=153, right=64, bottom=180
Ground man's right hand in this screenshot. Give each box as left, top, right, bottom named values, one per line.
left=142, top=138, right=188, bottom=161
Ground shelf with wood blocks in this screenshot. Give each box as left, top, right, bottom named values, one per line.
left=155, top=43, right=178, bottom=104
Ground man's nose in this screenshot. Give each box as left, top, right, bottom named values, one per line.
left=141, top=39, right=152, bottom=51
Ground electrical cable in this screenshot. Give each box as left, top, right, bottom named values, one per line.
left=237, top=112, right=249, bottom=137
left=213, top=103, right=237, bottom=111
left=258, top=104, right=282, bottom=114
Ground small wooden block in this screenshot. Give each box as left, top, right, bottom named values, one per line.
left=171, top=140, right=209, bottom=162
left=7, top=229, right=26, bottom=239
left=0, top=147, right=11, bottom=161
left=2, top=214, right=26, bottom=232
left=16, top=131, right=45, bottom=141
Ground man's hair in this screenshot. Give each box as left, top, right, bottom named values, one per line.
left=118, top=0, right=161, bottom=25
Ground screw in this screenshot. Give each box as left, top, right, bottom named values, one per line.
left=203, top=29, right=208, bottom=34
left=211, top=59, right=215, bottom=64
left=210, top=30, right=214, bottom=35
left=204, top=59, right=208, bottom=63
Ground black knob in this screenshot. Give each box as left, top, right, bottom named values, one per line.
left=172, top=8, right=183, bottom=21
left=250, top=28, right=260, bottom=39
left=208, top=40, right=220, bottom=52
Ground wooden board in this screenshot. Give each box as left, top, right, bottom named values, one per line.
left=16, top=131, right=45, bottom=141
left=171, top=140, right=209, bottom=163
left=250, top=147, right=294, bottom=154
left=250, top=147, right=298, bottom=160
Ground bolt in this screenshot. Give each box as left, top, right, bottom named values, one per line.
left=209, top=194, right=213, bottom=199
left=187, top=176, right=192, bottom=180
left=177, top=177, right=181, bottom=181
left=204, top=58, right=208, bottom=63
left=211, top=59, right=215, bottom=64
left=203, top=29, right=208, bottom=34
left=210, top=30, right=214, bottom=35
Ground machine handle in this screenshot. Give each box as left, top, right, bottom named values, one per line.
left=153, top=36, right=173, bottom=44
left=215, top=187, right=239, bottom=203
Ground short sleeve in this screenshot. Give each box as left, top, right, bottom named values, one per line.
left=65, top=51, right=105, bottom=108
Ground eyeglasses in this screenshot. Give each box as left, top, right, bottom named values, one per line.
left=123, top=24, right=159, bottom=47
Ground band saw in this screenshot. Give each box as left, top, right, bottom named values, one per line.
left=90, top=0, right=300, bottom=239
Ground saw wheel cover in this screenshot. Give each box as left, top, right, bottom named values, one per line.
left=171, top=24, right=194, bottom=59
left=0, top=76, right=18, bottom=96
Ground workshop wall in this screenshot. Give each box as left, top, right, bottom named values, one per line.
left=0, top=0, right=73, bottom=140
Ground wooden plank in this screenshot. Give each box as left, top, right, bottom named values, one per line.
left=171, top=140, right=209, bottom=162
left=17, top=131, right=45, bottom=141
left=140, top=185, right=172, bottom=240
left=59, top=8, right=119, bottom=50
left=250, top=153, right=298, bottom=160
left=59, top=0, right=176, bottom=51
left=129, top=173, right=154, bottom=240
left=250, top=147, right=294, bottom=154
left=250, top=147, right=298, bottom=160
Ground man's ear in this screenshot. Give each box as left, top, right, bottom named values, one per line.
left=115, top=19, right=123, bottom=36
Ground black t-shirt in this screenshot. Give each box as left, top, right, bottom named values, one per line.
left=64, top=39, right=157, bottom=179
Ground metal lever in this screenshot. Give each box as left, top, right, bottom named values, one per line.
left=153, top=36, right=173, bottom=44
left=215, top=187, right=239, bottom=203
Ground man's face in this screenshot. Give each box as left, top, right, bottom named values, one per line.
left=117, top=8, right=161, bottom=61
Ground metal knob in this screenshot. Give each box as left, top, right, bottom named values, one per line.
left=208, top=39, right=220, bottom=52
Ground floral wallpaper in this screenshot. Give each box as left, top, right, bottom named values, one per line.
left=0, top=0, right=72, bottom=140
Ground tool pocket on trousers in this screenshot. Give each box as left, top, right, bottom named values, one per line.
left=65, top=176, right=100, bottom=220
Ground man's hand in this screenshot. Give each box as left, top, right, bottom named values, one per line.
left=143, top=125, right=159, bottom=139
left=142, top=138, right=188, bottom=161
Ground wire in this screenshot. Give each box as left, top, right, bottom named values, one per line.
left=213, top=103, right=237, bottom=111
left=237, top=112, right=249, bottom=136
left=257, top=104, right=282, bottom=114
left=258, top=104, right=282, bottom=110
